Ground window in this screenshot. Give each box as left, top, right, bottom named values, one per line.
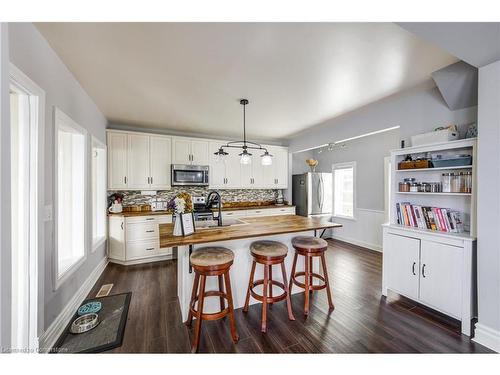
left=55, top=108, right=87, bottom=287
left=92, top=137, right=107, bottom=250
left=333, top=162, right=356, bottom=219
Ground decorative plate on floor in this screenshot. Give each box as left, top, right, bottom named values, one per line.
left=77, top=301, right=102, bottom=316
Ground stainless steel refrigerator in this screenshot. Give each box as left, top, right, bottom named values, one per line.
left=292, top=173, right=333, bottom=217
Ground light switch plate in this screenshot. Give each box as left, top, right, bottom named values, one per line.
left=44, top=205, right=53, bottom=221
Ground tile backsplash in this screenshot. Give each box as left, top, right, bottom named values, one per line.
left=108, top=188, right=280, bottom=207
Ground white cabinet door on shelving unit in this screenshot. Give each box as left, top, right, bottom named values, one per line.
left=172, top=138, right=192, bottom=164
left=384, top=233, right=420, bottom=300
left=191, top=140, right=209, bottom=165
left=107, top=132, right=128, bottom=189
left=419, top=240, right=463, bottom=318
left=127, top=134, right=151, bottom=189
left=150, top=136, right=171, bottom=189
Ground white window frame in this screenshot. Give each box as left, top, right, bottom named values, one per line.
left=332, top=161, right=357, bottom=220
left=53, top=107, right=88, bottom=290
left=91, top=136, right=107, bottom=252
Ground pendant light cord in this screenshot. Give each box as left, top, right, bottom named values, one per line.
left=243, top=102, right=246, bottom=147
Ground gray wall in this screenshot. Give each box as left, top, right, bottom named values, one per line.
left=0, top=22, right=11, bottom=350
left=477, top=59, right=500, bottom=337
left=8, top=23, right=108, bottom=335
left=312, top=129, right=399, bottom=211
left=287, top=80, right=477, bottom=154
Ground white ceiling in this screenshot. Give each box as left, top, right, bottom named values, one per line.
left=35, top=22, right=457, bottom=141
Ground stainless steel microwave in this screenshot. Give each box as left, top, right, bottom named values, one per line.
left=171, top=164, right=209, bottom=186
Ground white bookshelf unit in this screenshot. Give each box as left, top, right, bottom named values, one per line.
left=382, top=138, right=477, bottom=336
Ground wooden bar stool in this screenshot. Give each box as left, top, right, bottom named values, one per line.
left=186, top=246, right=239, bottom=353
left=290, top=236, right=334, bottom=316
left=243, top=240, right=295, bottom=333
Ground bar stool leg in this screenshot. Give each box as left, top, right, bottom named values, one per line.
left=218, top=275, right=225, bottom=311
left=281, top=261, right=295, bottom=321
left=223, top=270, right=239, bottom=343
left=308, top=257, right=313, bottom=293
left=186, top=272, right=200, bottom=327
left=268, top=265, right=273, bottom=307
left=191, top=275, right=206, bottom=353
left=320, top=253, right=335, bottom=311
left=243, top=260, right=256, bottom=313
left=304, top=255, right=310, bottom=316
left=289, top=253, right=298, bottom=296
left=261, top=264, right=269, bottom=332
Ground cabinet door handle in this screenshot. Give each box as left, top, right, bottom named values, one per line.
left=121, top=222, right=124, bottom=230
left=150, top=176, right=153, bottom=184
left=412, top=262, right=416, bottom=275
left=124, top=176, right=127, bottom=184
left=146, top=247, right=155, bottom=251
left=146, top=218, right=155, bottom=221
left=146, top=230, right=155, bottom=233
left=422, top=264, right=426, bottom=278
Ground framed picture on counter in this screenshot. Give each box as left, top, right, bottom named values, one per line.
left=180, top=212, right=196, bottom=236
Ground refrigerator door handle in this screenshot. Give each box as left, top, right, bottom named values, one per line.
left=319, top=175, right=324, bottom=209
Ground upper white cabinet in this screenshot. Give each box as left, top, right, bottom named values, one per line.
left=172, top=137, right=209, bottom=165
left=107, top=130, right=172, bottom=190
left=108, top=132, right=128, bottom=189
left=262, top=146, right=288, bottom=189
left=149, top=136, right=172, bottom=189
left=208, top=140, right=241, bottom=188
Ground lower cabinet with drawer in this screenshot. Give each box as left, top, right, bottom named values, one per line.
left=382, top=225, right=476, bottom=336
left=108, top=214, right=174, bottom=265
left=216, top=206, right=296, bottom=219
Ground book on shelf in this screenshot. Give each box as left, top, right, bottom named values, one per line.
left=395, top=202, right=464, bottom=233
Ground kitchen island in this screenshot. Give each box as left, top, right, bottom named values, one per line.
left=159, top=215, right=342, bottom=320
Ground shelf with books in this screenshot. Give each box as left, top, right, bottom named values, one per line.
left=385, top=223, right=475, bottom=240
left=395, top=202, right=466, bottom=234
left=390, top=138, right=476, bottom=237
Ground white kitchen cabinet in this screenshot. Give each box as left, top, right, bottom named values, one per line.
left=128, top=133, right=150, bottom=189
left=214, top=206, right=296, bottom=219
left=172, top=137, right=209, bottom=165
left=262, top=145, right=288, bottom=189
left=149, top=136, right=172, bottom=189
left=107, top=130, right=172, bottom=190
left=208, top=140, right=241, bottom=188
left=382, top=225, right=475, bottom=335
left=107, top=132, right=128, bottom=189
left=108, top=214, right=173, bottom=265
left=241, top=155, right=264, bottom=188
left=419, top=240, right=463, bottom=318
left=383, top=233, right=420, bottom=300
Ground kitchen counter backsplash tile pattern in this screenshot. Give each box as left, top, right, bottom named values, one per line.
left=108, top=188, right=279, bottom=207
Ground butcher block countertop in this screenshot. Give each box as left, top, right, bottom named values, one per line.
left=159, top=215, right=341, bottom=248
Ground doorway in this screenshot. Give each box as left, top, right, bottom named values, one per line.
left=9, top=64, right=45, bottom=352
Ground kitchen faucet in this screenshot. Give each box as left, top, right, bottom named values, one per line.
left=206, top=190, right=222, bottom=226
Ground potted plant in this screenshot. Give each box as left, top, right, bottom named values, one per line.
left=167, top=193, right=193, bottom=236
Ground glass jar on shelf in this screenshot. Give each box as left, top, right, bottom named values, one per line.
left=442, top=173, right=452, bottom=193
left=451, top=172, right=463, bottom=193
left=410, top=182, right=420, bottom=192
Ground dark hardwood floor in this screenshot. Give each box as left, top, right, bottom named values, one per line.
left=88, top=239, right=491, bottom=353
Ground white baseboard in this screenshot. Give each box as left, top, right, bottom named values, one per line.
left=109, top=254, right=173, bottom=266
left=38, top=257, right=108, bottom=352
left=329, top=234, right=382, bottom=252
left=473, top=323, right=500, bottom=353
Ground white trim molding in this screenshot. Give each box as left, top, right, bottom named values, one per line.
left=473, top=323, right=500, bottom=353
left=39, top=257, right=108, bottom=352
left=329, top=233, right=382, bottom=252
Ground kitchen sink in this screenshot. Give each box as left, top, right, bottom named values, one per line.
left=195, top=218, right=248, bottom=230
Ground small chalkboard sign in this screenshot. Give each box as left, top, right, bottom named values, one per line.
left=180, top=212, right=196, bottom=236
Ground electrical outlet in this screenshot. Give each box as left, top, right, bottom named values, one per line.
left=44, top=205, right=53, bottom=221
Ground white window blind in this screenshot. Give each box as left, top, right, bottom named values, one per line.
left=333, top=162, right=356, bottom=219
left=92, top=137, right=107, bottom=250
left=55, top=109, right=87, bottom=286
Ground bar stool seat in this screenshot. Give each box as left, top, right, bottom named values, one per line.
left=290, top=236, right=334, bottom=316
left=250, top=240, right=288, bottom=258
left=190, top=247, right=234, bottom=267
left=244, top=240, right=295, bottom=332
left=186, top=246, right=238, bottom=353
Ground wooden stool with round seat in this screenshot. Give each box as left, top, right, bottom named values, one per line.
left=290, top=236, right=334, bottom=316
left=243, top=240, right=295, bottom=333
left=186, top=246, right=239, bottom=353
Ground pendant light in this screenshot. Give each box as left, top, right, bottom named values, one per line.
left=214, top=99, right=273, bottom=165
